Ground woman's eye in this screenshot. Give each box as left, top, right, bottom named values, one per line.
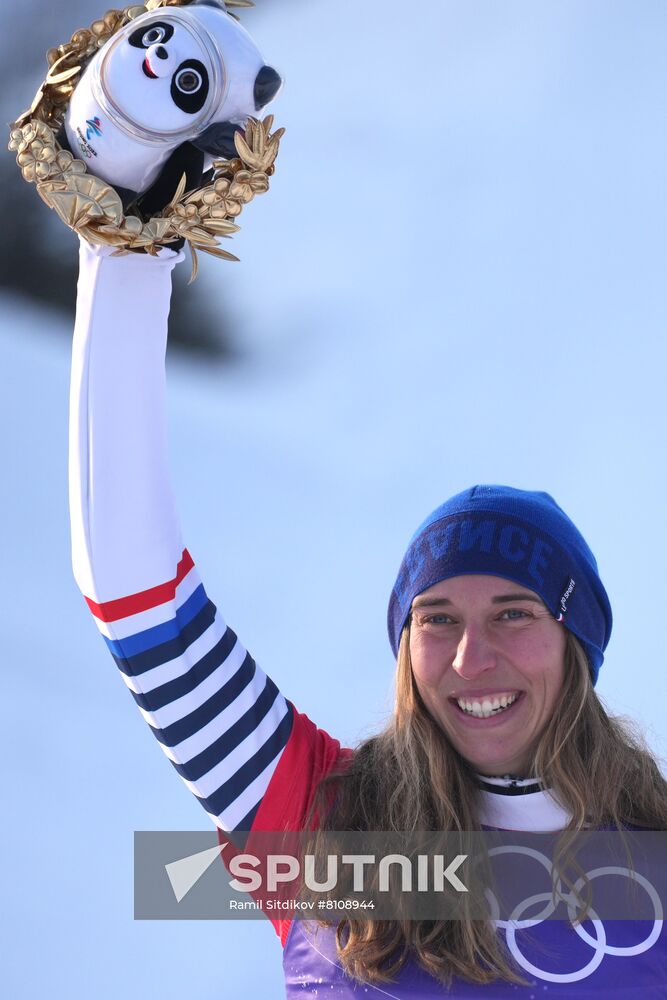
left=175, top=68, right=203, bottom=94
left=500, top=609, right=530, bottom=621
left=142, top=26, right=166, bottom=46
left=423, top=614, right=454, bottom=625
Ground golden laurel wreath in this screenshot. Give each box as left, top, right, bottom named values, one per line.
left=8, top=0, right=283, bottom=277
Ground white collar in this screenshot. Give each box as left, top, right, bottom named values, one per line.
left=475, top=773, right=572, bottom=832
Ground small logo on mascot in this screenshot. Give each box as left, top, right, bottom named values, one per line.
left=75, top=124, right=99, bottom=159
left=85, top=117, right=103, bottom=140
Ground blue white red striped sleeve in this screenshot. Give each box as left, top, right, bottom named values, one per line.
left=68, top=240, right=293, bottom=833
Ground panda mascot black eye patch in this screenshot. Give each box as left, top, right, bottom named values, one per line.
left=171, top=59, right=209, bottom=114
left=128, top=21, right=175, bottom=49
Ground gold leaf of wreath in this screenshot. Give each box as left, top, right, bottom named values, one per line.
left=8, top=0, right=282, bottom=278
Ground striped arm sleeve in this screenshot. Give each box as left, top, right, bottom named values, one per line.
left=69, top=240, right=293, bottom=832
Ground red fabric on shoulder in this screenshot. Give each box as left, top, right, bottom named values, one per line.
left=217, top=705, right=352, bottom=946
left=251, top=705, right=351, bottom=832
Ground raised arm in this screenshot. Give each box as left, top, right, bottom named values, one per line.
left=68, top=239, right=293, bottom=832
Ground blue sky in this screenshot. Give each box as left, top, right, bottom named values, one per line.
left=3, top=2, right=667, bottom=997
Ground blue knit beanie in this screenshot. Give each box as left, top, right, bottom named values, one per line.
left=387, top=486, right=612, bottom=684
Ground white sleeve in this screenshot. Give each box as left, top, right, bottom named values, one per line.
left=68, top=239, right=292, bottom=832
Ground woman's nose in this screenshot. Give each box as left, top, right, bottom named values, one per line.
left=451, top=627, right=497, bottom=678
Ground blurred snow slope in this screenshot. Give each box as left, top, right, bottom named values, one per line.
left=3, top=1, right=667, bottom=998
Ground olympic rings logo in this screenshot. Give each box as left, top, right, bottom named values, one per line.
left=485, top=845, right=664, bottom=984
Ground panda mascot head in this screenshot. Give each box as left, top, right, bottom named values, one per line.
left=64, top=0, right=282, bottom=198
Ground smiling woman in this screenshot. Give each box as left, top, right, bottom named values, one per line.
left=385, top=486, right=608, bottom=781
left=299, top=487, right=667, bottom=991
left=66, top=250, right=667, bottom=994
left=11, top=0, right=662, bottom=994
left=409, top=574, right=567, bottom=776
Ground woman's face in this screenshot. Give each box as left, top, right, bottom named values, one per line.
left=408, top=574, right=566, bottom=777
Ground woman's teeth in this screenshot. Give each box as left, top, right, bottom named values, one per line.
left=456, top=692, right=519, bottom=719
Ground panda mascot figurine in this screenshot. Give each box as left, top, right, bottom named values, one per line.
left=63, top=0, right=282, bottom=213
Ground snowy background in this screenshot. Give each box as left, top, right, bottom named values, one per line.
left=3, top=1, right=667, bottom=997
